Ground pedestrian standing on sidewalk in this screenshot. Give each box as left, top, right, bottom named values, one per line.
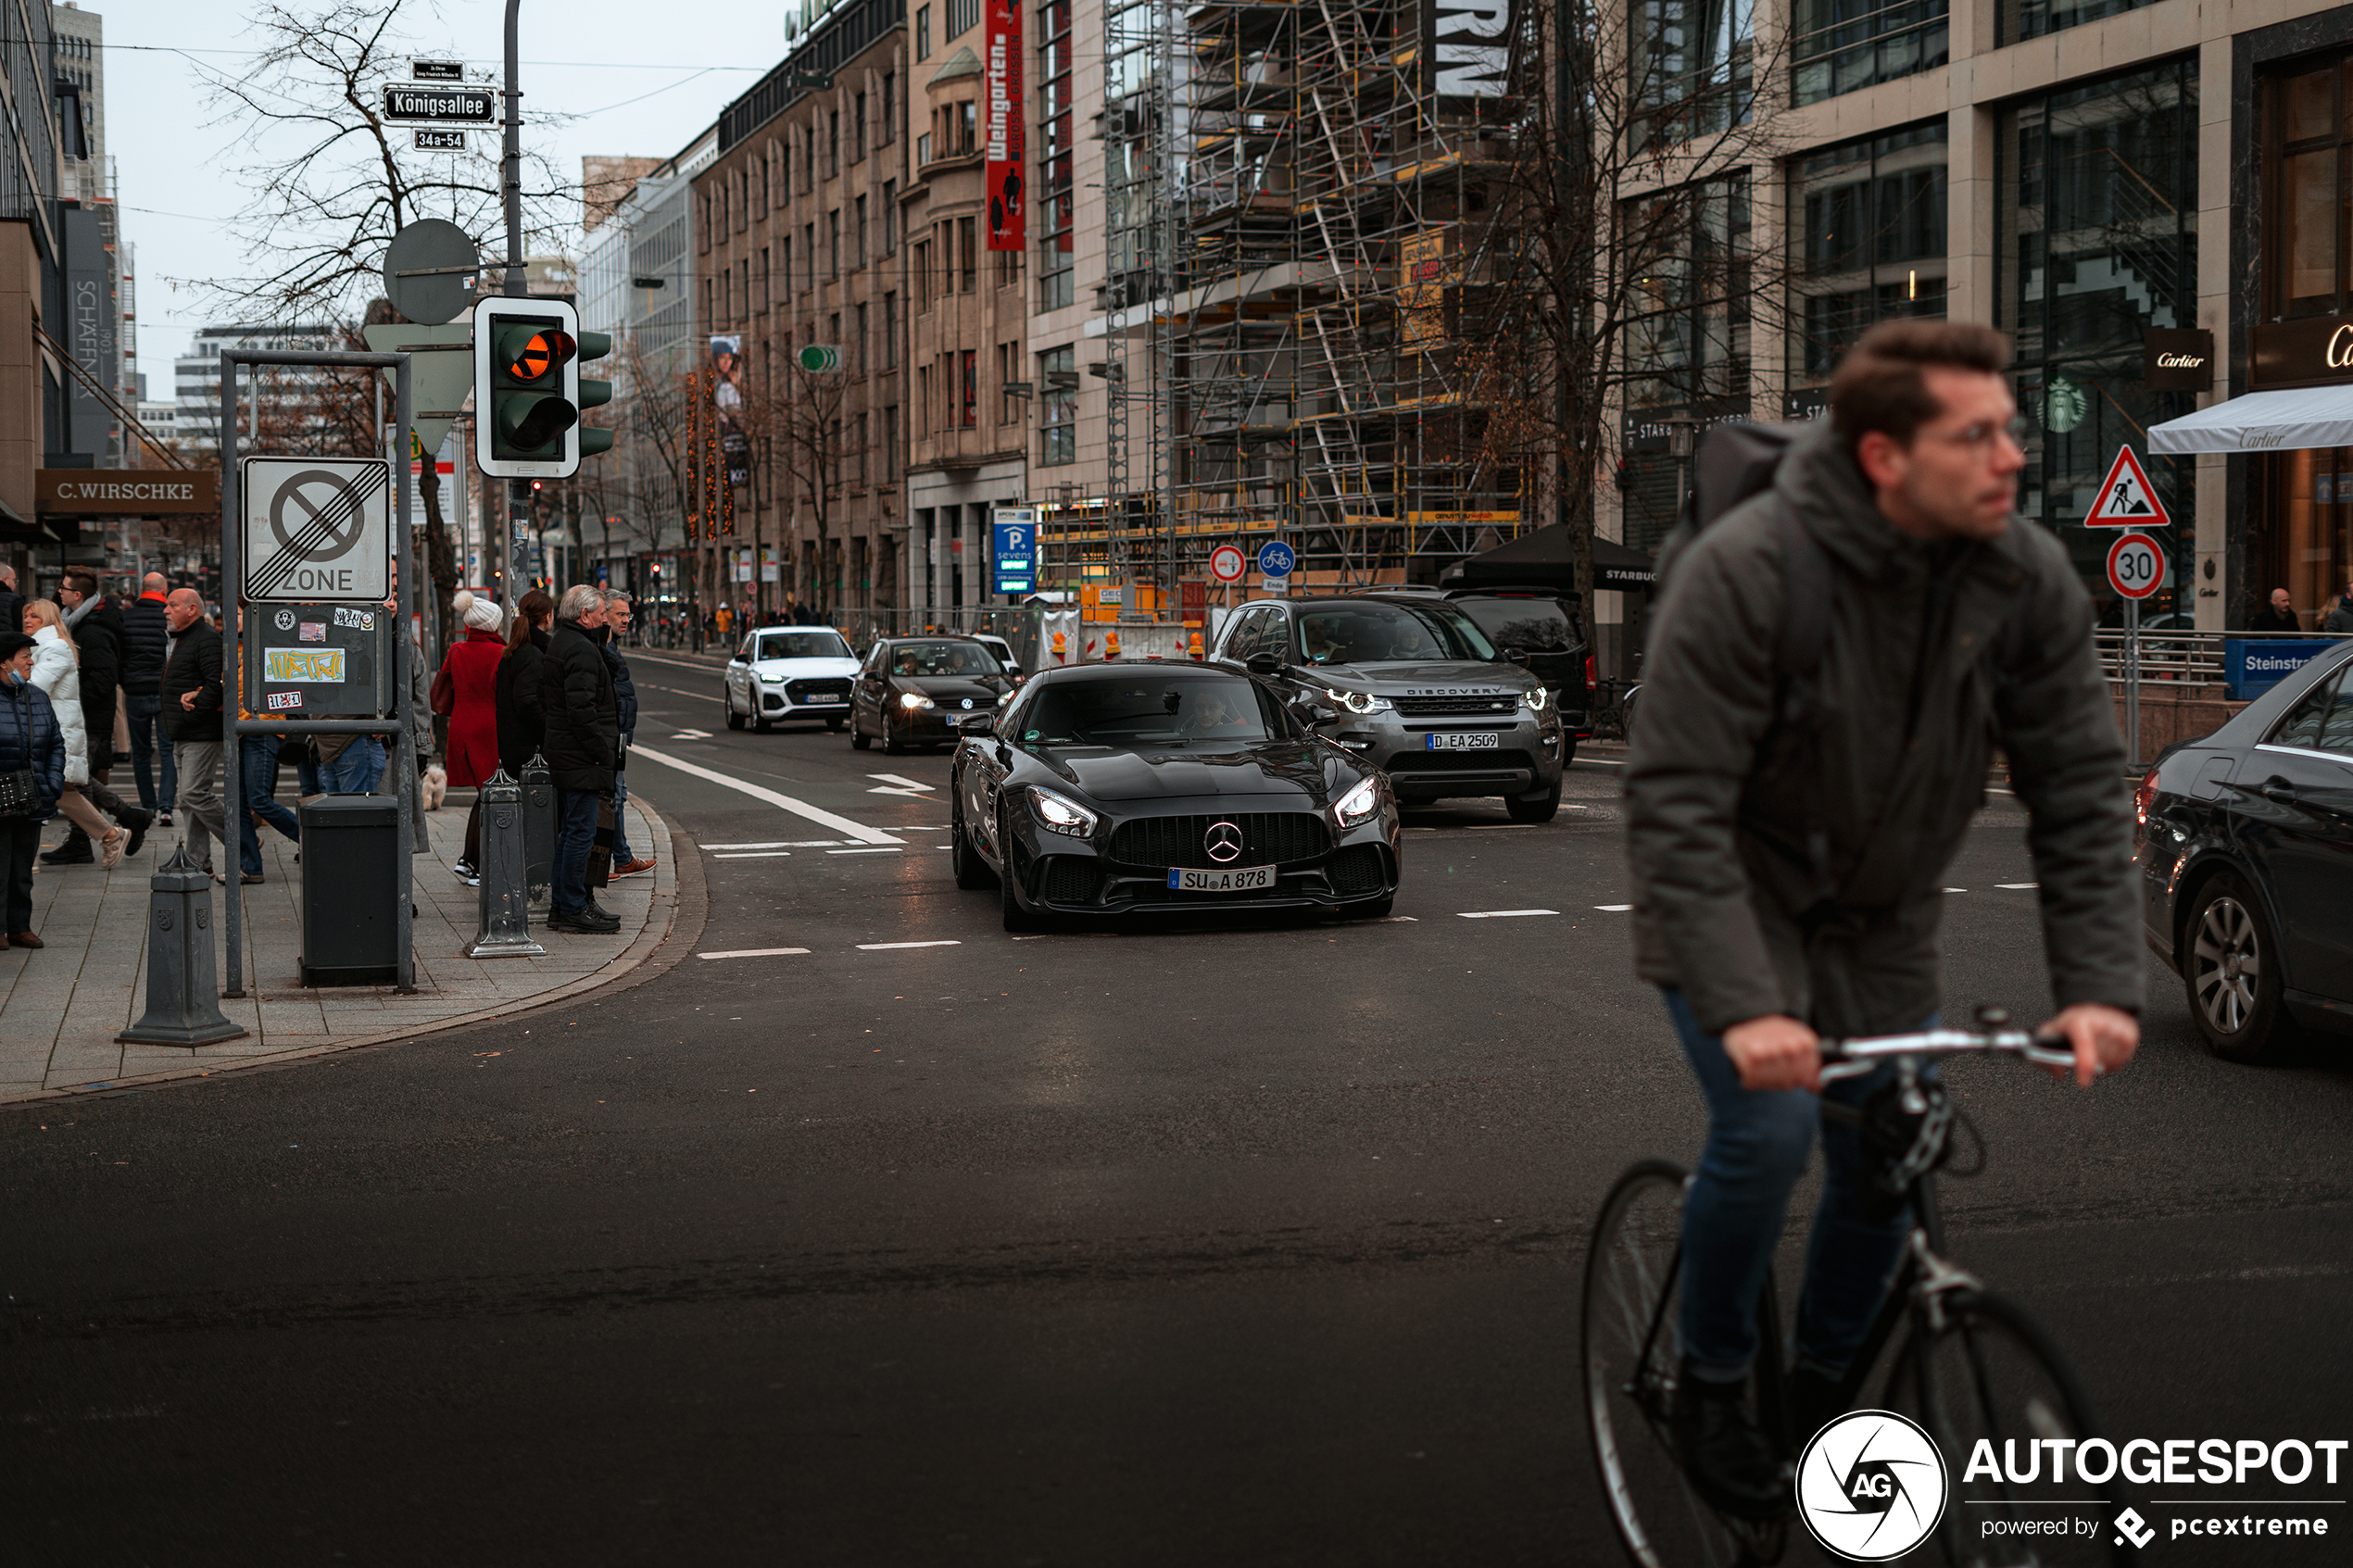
left=22, top=602, right=129, bottom=870
left=0, top=632, right=65, bottom=947
left=539, top=585, right=620, bottom=934
left=0, top=564, right=23, bottom=645
left=495, top=588, right=555, bottom=778
left=600, top=590, right=654, bottom=878
left=120, top=572, right=174, bottom=823
left=161, top=588, right=228, bottom=877
left=49, top=568, right=143, bottom=862
left=443, top=591, right=507, bottom=885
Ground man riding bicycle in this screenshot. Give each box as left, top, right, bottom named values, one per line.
left=1624, top=320, right=2143, bottom=1517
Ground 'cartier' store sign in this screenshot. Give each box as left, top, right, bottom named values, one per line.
left=2144, top=328, right=2213, bottom=391
left=2251, top=313, right=2353, bottom=391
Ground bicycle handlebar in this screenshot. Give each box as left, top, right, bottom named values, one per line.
left=1817, top=1027, right=2081, bottom=1083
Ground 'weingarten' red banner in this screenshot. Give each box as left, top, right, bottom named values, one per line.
left=984, top=0, right=1025, bottom=250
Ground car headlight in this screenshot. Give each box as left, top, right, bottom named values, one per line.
left=1523, top=685, right=1549, bottom=712
left=759, top=671, right=784, bottom=684
left=1028, top=785, right=1097, bottom=837
left=898, top=691, right=934, bottom=709
left=1333, top=774, right=1383, bottom=830
left=1323, top=687, right=1392, bottom=716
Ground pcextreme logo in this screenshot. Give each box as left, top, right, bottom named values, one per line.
left=1795, top=1411, right=1949, bottom=1562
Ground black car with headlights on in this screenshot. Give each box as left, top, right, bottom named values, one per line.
left=2137, top=637, right=2353, bottom=1061
left=949, top=661, right=1403, bottom=930
left=1208, top=594, right=1567, bottom=820
left=849, top=634, right=1019, bottom=755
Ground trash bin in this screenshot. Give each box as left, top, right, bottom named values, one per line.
left=298, top=795, right=403, bottom=986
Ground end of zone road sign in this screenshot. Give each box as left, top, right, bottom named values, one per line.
left=242, top=458, right=392, bottom=603
left=2085, top=445, right=2171, bottom=530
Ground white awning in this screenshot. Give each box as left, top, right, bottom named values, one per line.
left=2147, top=385, right=2353, bottom=455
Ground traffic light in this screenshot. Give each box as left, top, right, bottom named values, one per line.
left=472, top=296, right=613, bottom=478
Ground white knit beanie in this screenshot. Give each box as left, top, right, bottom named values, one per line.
left=454, top=590, right=502, bottom=633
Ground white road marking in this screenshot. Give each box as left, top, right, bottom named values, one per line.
left=713, top=851, right=792, bottom=859
left=1457, top=909, right=1559, bottom=919
left=1574, top=757, right=1626, bottom=767
left=857, top=940, right=962, bottom=950
left=828, top=847, right=903, bottom=855
left=639, top=683, right=720, bottom=700
left=1997, top=882, right=2039, bottom=889
left=703, top=840, right=842, bottom=849
left=865, top=772, right=933, bottom=790
left=670, top=728, right=711, bottom=740
left=1595, top=904, right=1633, bottom=912
left=868, top=785, right=928, bottom=796
left=1945, top=887, right=1968, bottom=893
left=1467, top=823, right=1534, bottom=831
left=698, top=947, right=812, bottom=960
left=628, top=744, right=901, bottom=845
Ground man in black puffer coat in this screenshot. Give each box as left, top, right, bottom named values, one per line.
left=538, top=585, right=620, bottom=934
left=119, top=573, right=174, bottom=818
left=49, top=568, right=144, bottom=862
left=0, top=631, right=67, bottom=946
left=494, top=590, right=555, bottom=778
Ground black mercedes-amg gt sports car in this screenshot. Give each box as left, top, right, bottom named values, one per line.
left=948, top=660, right=1403, bottom=929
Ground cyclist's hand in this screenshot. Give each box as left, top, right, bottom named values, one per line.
left=1723, top=1014, right=1821, bottom=1092
left=2040, top=1002, right=2138, bottom=1087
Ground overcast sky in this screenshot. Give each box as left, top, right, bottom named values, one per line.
left=92, top=0, right=789, bottom=389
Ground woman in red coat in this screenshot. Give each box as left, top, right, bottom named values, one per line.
left=443, top=591, right=508, bottom=884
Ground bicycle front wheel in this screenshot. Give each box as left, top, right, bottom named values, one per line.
left=1894, top=1290, right=2132, bottom=1566
left=1583, top=1160, right=1785, bottom=1568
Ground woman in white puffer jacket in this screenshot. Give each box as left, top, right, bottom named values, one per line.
left=23, top=600, right=125, bottom=869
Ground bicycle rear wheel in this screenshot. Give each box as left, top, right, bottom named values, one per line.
left=1893, top=1290, right=2131, bottom=1566
left=1583, top=1160, right=1787, bottom=1568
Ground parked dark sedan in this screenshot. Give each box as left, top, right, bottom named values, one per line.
left=949, top=661, right=1403, bottom=930
left=849, top=634, right=1018, bottom=754
left=2138, top=637, right=2353, bottom=1060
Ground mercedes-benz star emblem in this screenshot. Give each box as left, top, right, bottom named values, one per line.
left=1204, top=822, right=1244, bottom=864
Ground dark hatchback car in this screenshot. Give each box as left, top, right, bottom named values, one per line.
left=949, top=661, right=1403, bottom=930
left=2138, top=638, right=2353, bottom=1060
left=849, top=634, right=1019, bottom=754
left=1443, top=586, right=1594, bottom=750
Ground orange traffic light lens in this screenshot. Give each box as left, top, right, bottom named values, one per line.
left=508, top=330, right=576, bottom=383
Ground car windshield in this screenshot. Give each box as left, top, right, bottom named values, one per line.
left=1291, top=601, right=1497, bottom=665
left=887, top=641, right=1002, bottom=677
left=1020, top=675, right=1285, bottom=746
left=1451, top=597, right=1577, bottom=653
left=754, top=631, right=850, bottom=661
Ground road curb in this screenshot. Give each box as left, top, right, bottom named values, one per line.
left=0, top=794, right=708, bottom=1110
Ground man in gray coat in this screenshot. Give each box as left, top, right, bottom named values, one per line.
left=1625, top=320, right=2142, bottom=1514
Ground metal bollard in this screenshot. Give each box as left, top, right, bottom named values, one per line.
left=467, top=766, right=544, bottom=959
left=118, top=844, right=251, bottom=1046
left=522, top=748, right=554, bottom=904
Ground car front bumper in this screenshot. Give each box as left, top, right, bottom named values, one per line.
left=1001, top=799, right=1401, bottom=916
left=1320, top=714, right=1566, bottom=799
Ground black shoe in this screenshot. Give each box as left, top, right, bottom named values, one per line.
left=120, top=808, right=154, bottom=859
left=453, top=858, right=476, bottom=881
left=1788, top=1364, right=1846, bottom=1450
left=40, top=838, right=94, bottom=866
left=584, top=897, right=623, bottom=925
left=546, top=909, right=621, bottom=935
left=1673, top=1364, right=1788, bottom=1520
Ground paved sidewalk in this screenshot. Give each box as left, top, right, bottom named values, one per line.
left=0, top=787, right=680, bottom=1105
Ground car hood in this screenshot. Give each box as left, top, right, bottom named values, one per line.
left=1040, top=741, right=1349, bottom=803
left=1311, top=659, right=1534, bottom=695
left=900, top=674, right=1013, bottom=702
left=751, top=657, right=861, bottom=678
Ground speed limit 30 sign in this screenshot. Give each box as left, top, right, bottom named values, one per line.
left=2107, top=532, right=2165, bottom=600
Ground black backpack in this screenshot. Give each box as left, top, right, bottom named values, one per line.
left=1652, top=420, right=1833, bottom=704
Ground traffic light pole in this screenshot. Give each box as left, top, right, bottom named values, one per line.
left=501, top=0, right=525, bottom=298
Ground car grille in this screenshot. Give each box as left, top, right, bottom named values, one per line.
left=1042, top=858, right=1101, bottom=904
left=1327, top=844, right=1387, bottom=895
left=1108, top=811, right=1331, bottom=868
left=1389, top=748, right=1537, bottom=774
left=785, top=679, right=851, bottom=706
left=1394, top=695, right=1518, bottom=717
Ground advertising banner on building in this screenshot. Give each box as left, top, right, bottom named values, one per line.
left=1427, top=0, right=1513, bottom=97
left=1400, top=229, right=1450, bottom=349
left=984, top=0, right=1026, bottom=250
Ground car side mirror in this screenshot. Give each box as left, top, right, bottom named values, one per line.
left=1505, top=648, right=1530, bottom=667
left=1245, top=652, right=1281, bottom=677
left=956, top=712, right=997, bottom=737
left=1002, top=662, right=1022, bottom=677
left=729, top=651, right=748, bottom=663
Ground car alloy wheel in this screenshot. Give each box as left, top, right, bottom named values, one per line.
left=724, top=688, right=746, bottom=730
left=2186, top=873, right=2286, bottom=1062
left=998, top=804, right=1035, bottom=932
left=850, top=709, right=872, bottom=748
left=952, top=789, right=995, bottom=890
left=882, top=711, right=906, bottom=756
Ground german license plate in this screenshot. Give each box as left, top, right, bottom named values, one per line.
left=1426, top=731, right=1502, bottom=750
left=1168, top=865, right=1273, bottom=892
left=809, top=689, right=846, bottom=701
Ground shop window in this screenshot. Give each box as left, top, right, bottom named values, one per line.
left=1790, top=120, right=1948, bottom=377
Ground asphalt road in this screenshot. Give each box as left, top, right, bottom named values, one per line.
left=4, top=649, right=2348, bottom=1565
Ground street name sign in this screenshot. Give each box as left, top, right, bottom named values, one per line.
left=242, top=458, right=393, bottom=603
left=2085, top=446, right=2170, bottom=530
left=2107, top=532, right=2164, bottom=600
left=411, top=59, right=464, bottom=81
left=414, top=129, right=467, bottom=150
left=383, top=84, right=495, bottom=122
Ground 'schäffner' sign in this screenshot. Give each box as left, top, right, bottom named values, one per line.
left=37, top=470, right=220, bottom=516
left=382, top=84, right=495, bottom=122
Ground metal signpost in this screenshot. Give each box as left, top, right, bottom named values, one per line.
left=218, top=349, right=416, bottom=997
left=2108, top=532, right=2164, bottom=768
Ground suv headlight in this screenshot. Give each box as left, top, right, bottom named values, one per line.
left=759, top=671, right=784, bottom=684
left=1523, top=685, right=1549, bottom=712
left=1028, top=785, right=1098, bottom=837
left=1333, top=774, right=1383, bottom=830
left=898, top=691, right=935, bottom=709
left=1324, top=688, right=1393, bottom=716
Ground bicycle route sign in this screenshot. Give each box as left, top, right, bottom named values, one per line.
left=241, top=457, right=393, bottom=604
left=1257, top=540, right=1296, bottom=579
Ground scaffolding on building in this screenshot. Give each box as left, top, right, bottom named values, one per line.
left=1056, top=0, right=1530, bottom=602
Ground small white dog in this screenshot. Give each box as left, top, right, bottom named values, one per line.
left=422, top=762, right=447, bottom=811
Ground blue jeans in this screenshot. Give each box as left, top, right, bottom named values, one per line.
left=1667, top=988, right=1924, bottom=1383
left=124, top=691, right=173, bottom=810
left=237, top=734, right=301, bottom=875
left=610, top=766, right=635, bottom=863
left=315, top=737, right=384, bottom=796
left=552, top=785, right=601, bottom=916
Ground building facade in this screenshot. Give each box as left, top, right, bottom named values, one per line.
left=1, top=0, right=61, bottom=558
